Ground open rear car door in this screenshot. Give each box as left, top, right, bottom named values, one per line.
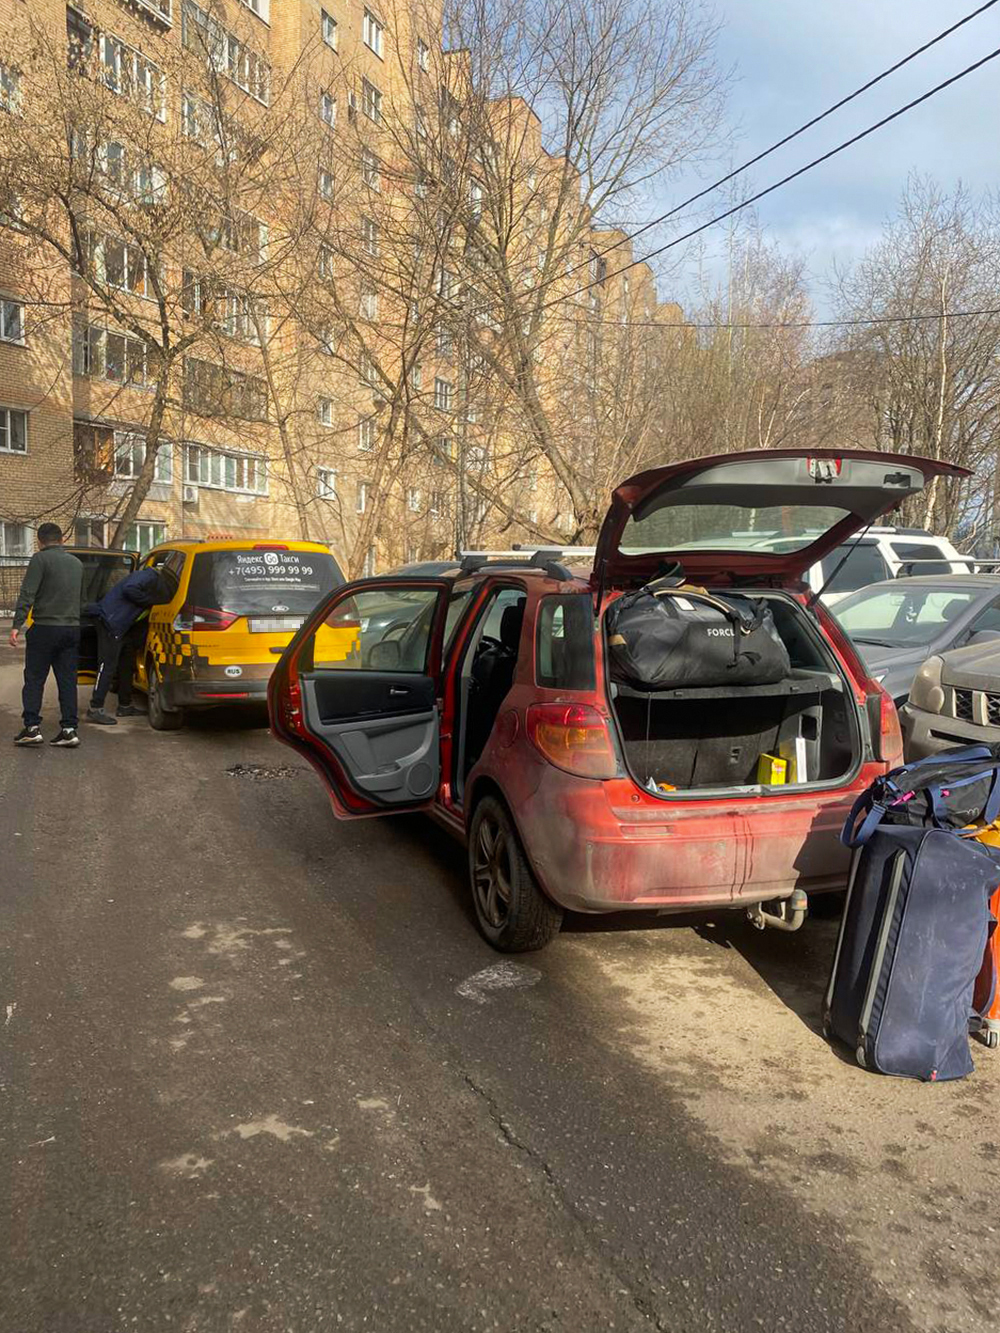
left=269, top=578, right=453, bottom=818
left=68, top=547, right=140, bottom=683
left=592, top=449, right=970, bottom=590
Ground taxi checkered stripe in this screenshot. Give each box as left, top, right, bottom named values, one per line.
left=150, top=624, right=193, bottom=670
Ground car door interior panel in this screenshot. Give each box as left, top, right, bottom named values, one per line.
left=300, top=676, right=439, bottom=803
left=307, top=671, right=437, bottom=721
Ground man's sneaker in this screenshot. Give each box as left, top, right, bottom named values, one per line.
left=116, top=705, right=142, bottom=717
left=50, top=728, right=80, bottom=748
left=14, top=726, right=43, bottom=746
left=86, top=708, right=117, bottom=726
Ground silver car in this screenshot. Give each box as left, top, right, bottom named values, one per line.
left=834, top=576, right=1000, bottom=705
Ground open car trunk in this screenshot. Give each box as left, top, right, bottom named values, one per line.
left=607, top=593, right=860, bottom=793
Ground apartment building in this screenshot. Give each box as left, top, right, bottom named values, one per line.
left=0, top=0, right=674, bottom=572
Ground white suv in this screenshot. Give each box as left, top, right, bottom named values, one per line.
left=802, top=527, right=973, bottom=606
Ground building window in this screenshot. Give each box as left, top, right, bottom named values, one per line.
left=183, top=357, right=268, bottom=421
left=406, top=487, right=420, bottom=512
left=97, top=33, right=166, bottom=120
left=182, top=1, right=270, bottom=104
left=319, top=244, right=335, bottom=279
left=438, top=268, right=456, bottom=300
left=434, top=377, right=453, bottom=411
left=469, top=178, right=483, bottom=222
left=0, top=521, right=32, bottom=556
left=360, top=353, right=378, bottom=387
left=434, top=434, right=452, bottom=460
left=411, top=363, right=422, bottom=390
left=363, top=9, right=384, bottom=58
left=358, top=417, right=377, bottom=452
left=0, top=406, right=27, bottom=454
left=320, top=91, right=336, bottom=127
left=361, top=216, right=379, bottom=256
left=363, top=545, right=376, bottom=576
left=317, top=466, right=337, bottom=499
left=356, top=481, right=368, bottom=514
left=73, top=323, right=150, bottom=386
left=318, top=397, right=334, bottom=426
left=185, top=442, right=268, bottom=495
left=0, top=299, right=23, bottom=344
left=124, top=521, right=167, bottom=556
left=114, top=434, right=172, bottom=483
left=321, top=9, right=338, bottom=50
left=74, top=516, right=107, bottom=548
left=239, top=0, right=269, bottom=19
left=361, top=78, right=382, bottom=124
left=429, top=489, right=444, bottom=516
left=362, top=148, right=381, bottom=192
left=436, top=325, right=453, bottom=358
left=85, top=232, right=154, bottom=297
left=417, top=38, right=429, bottom=73
left=319, top=168, right=334, bottom=200
left=361, top=285, right=379, bottom=320
left=0, top=64, right=22, bottom=114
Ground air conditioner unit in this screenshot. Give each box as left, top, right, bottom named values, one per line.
left=182, top=484, right=199, bottom=504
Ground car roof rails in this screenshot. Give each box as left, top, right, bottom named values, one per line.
left=457, top=546, right=595, bottom=581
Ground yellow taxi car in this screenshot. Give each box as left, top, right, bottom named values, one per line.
left=133, top=539, right=349, bottom=729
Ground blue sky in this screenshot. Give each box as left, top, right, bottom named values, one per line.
left=659, top=0, right=1000, bottom=312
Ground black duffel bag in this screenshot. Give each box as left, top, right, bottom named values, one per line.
left=606, top=582, right=791, bottom=690
left=842, top=745, right=1000, bottom=848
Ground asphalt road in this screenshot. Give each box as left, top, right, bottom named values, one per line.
left=1, top=648, right=998, bottom=1333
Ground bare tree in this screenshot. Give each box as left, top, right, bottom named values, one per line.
left=832, top=176, right=1000, bottom=539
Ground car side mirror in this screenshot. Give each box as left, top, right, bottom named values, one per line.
left=368, top=638, right=402, bottom=670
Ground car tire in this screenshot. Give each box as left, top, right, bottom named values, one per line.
left=147, top=659, right=184, bottom=732
left=468, top=795, right=563, bottom=953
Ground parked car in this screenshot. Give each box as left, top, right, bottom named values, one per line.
left=901, top=637, right=1000, bottom=758
left=358, top=561, right=464, bottom=660
left=269, top=448, right=961, bottom=953
left=801, top=526, right=973, bottom=607
left=134, top=539, right=346, bottom=729
left=833, top=575, right=1000, bottom=705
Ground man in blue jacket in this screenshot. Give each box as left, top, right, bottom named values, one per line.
left=85, top=567, right=170, bottom=725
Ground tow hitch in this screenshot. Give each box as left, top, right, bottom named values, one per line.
left=747, top=888, right=808, bottom=933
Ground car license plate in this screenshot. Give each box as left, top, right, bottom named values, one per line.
left=249, top=616, right=303, bottom=633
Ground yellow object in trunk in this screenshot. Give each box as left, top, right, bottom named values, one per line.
left=757, top=753, right=788, bottom=785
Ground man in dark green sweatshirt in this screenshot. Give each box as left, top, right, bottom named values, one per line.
left=9, top=523, right=84, bottom=747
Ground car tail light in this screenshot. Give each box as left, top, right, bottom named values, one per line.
left=869, top=690, right=903, bottom=768
left=174, top=604, right=239, bottom=632
left=526, top=702, right=616, bottom=779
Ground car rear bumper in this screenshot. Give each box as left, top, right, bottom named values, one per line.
left=509, top=768, right=871, bottom=914
left=899, top=702, right=998, bottom=758
left=161, top=679, right=270, bottom=710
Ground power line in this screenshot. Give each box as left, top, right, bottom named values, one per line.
left=547, top=306, right=1000, bottom=333
left=548, top=43, right=1000, bottom=315
left=570, top=0, right=1000, bottom=281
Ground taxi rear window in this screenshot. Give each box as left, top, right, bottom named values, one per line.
left=188, top=549, right=343, bottom=616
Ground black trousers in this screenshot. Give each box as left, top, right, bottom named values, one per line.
left=22, top=624, right=80, bottom=729
left=91, top=623, right=124, bottom=710
left=91, top=621, right=145, bottom=709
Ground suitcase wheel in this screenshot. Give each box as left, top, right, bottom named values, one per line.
left=983, top=1028, right=1000, bottom=1051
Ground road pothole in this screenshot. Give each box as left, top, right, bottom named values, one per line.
left=225, top=762, right=298, bottom=781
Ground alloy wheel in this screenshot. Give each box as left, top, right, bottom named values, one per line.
left=473, top=814, right=512, bottom=929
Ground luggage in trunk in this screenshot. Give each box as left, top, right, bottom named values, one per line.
left=606, top=584, right=790, bottom=691
left=823, top=826, right=999, bottom=1080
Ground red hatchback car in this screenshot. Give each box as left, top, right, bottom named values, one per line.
left=268, top=449, right=963, bottom=951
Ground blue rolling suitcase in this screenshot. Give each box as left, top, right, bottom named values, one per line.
left=823, top=826, right=998, bottom=1081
